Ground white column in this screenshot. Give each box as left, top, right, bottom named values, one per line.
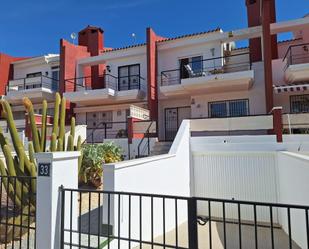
left=35, top=151, right=80, bottom=249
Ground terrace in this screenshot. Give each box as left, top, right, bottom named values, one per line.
left=284, top=43, right=309, bottom=82
left=160, top=53, right=254, bottom=97
left=5, top=75, right=58, bottom=104
left=64, top=73, right=147, bottom=106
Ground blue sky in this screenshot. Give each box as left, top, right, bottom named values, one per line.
left=0, top=0, right=308, bottom=57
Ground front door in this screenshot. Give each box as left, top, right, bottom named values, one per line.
left=164, top=106, right=191, bottom=141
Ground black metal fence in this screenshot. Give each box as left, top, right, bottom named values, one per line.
left=65, top=73, right=145, bottom=92
left=283, top=43, right=309, bottom=69
left=85, top=121, right=128, bottom=144
left=6, top=75, right=59, bottom=93
left=161, top=53, right=251, bottom=86
left=0, top=176, right=36, bottom=249
left=60, top=187, right=309, bottom=249
left=137, top=120, right=157, bottom=158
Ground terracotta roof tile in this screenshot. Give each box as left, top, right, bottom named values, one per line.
left=157, top=28, right=221, bottom=43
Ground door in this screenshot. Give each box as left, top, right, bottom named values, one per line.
left=51, top=69, right=59, bottom=91
left=118, top=64, right=140, bottom=91
left=164, top=106, right=191, bottom=141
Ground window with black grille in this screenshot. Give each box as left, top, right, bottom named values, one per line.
left=209, top=99, right=249, bottom=118
left=290, top=95, right=309, bottom=113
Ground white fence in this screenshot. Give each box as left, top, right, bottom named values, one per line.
left=103, top=120, right=191, bottom=248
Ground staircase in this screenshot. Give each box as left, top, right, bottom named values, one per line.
left=150, top=141, right=172, bottom=156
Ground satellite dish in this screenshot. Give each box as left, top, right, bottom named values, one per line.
left=71, top=32, right=77, bottom=40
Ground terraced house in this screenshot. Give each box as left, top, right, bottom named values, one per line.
left=0, top=1, right=309, bottom=155
left=1, top=0, right=309, bottom=249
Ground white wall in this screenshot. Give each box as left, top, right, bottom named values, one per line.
left=104, top=137, right=157, bottom=160
left=13, top=59, right=59, bottom=80
left=104, top=49, right=147, bottom=92
left=193, top=151, right=278, bottom=222
left=158, top=41, right=222, bottom=80
left=277, top=152, right=309, bottom=249
left=190, top=61, right=266, bottom=118
left=103, top=120, right=192, bottom=248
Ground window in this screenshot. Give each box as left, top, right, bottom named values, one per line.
left=209, top=99, right=249, bottom=118
left=180, top=56, right=203, bottom=79
left=51, top=66, right=60, bottom=91
left=290, top=95, right=309, bottom=113
left=87, top=111, right=113, bottom=129
left=118, top=64, right=140, bottom=91
left=26, top=72, right=42, bottom=78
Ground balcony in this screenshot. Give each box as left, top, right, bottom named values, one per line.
left=160, top=53, right=254, bottom=97
left=5, top=76, right=58, bottom=104
left=64, top=73, right=146, bottom=106
left=284, top=43, right=309, bottom=83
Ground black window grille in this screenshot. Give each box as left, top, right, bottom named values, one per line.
left=290, top=94, right=309, bottom=113
left=209, top=99, right=249, bottom=118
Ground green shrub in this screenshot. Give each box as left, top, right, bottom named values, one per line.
left=79, top=142, right=123, bottom=187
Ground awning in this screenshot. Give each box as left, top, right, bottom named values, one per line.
left=273, top=82, right=309, bottom=93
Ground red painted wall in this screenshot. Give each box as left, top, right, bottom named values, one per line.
left=246, top=0, right=278, bottom=62
left=59, top=39, right=90, bottom=94
left=78, top=26, right=105, bottom=89
left=0, top=53, right=26, bottom=95
left=59, top=39, right=91, bottom=120
left=262, top=0, right=275, bottom=112
left=146, top=28, right=162, bottom=122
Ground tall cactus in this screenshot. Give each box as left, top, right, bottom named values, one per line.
left=0, top=92, right=83, bottom=242
left=40, top=100, right=47, bottom=152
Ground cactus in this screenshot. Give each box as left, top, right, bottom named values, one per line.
left=40, top=100, right=47, bottom=151
left=50, top=133, right=57, bottom=152
left=52, top=93, right=61, bottom=136
left=0, top=92, right=83, bottom=242
left=23, top=97, right=41, bottom=153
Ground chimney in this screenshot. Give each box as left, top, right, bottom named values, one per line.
left=245, top=0, right=278, bottom=61
left=78, top=26, right=105, bottom=89
left=78, top=25, right=104, bottom=56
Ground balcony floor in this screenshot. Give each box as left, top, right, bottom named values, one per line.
left=285, top=62, right=309, bottom=83
left=5, top=88, right=55, bottom=104
left=160, top=70, right=254, bottom=98
left=64, top=88, right=146, bottom=106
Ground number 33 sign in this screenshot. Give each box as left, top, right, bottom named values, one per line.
left=38, top=163, right=51, bottom=177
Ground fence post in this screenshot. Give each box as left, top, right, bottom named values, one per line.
left=271, top=106, right=283, bottom=143
left=187, top=197, right=198, bottom=249
left=35, top=151, right=80, bottom=249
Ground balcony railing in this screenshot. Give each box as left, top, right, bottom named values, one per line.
left=7, top=75, right=59, bottom=92
left=161, top=52, right=251, bottom=86
left=283, top=43, right=309, bottom=70
left=64, top=73, right=146, bottom=92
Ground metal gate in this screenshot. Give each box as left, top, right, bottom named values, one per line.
left=164, top=106, right=191, bottom=141
left=60, top=187, right=309, bottom=249
left=0, top=176, right=36, bottom=249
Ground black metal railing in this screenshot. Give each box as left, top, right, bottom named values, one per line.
left=0, top=176, right=36, bottom=249
left=7, top=75, right=59, bottom=93
left=60, top=187, right=309, bottom=249
left=85, top=121, right=128, bottom=144
left=283, top=43, right=309, bottom=70
left=161, top=52, right=251, bottom=86
left=65, top=73, right=146, bottom=92
left=137, top=120, right=157, bottom=158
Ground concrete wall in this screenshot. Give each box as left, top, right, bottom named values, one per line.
left=277, top=152, right=309, bottom=249
left=104, top=137, right=157, bottom=160
left=103, top=120, right=191, bottom=248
